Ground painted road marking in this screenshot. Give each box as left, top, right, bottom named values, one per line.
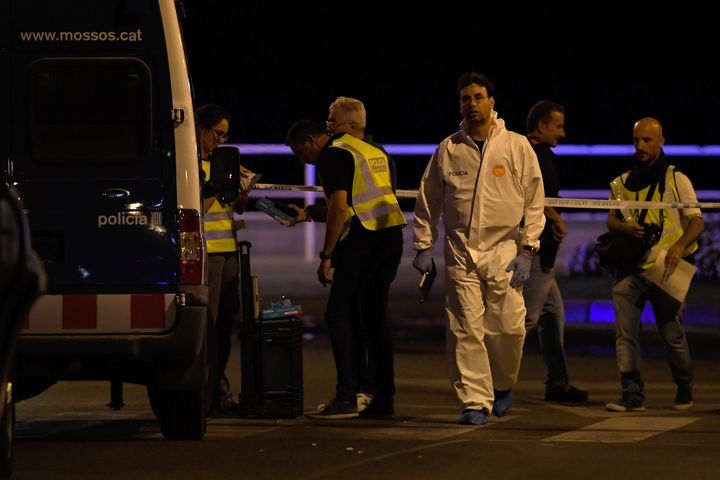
left=544, top=416, right=700, bottom=443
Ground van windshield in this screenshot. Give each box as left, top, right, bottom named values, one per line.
left=28, top=58, right=152, bottom=165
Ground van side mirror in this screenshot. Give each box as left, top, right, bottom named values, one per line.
left=208, top=146, right=241, bottom=204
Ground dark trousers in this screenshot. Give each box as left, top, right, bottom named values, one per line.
left=207, top=252, right=240, bottom=396
left=612, top=272, right=693, bottom=397
left=325, top=225, right=403, bottom=403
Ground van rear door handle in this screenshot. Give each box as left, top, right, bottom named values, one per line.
left=101, top=188, right=130, bottom=200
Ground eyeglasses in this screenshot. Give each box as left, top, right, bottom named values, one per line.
left=325, top=120, right=349, bottom=128
left=211, top=128, right=229, bottom=143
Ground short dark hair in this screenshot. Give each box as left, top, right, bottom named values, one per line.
left=526, top=100, right=565, bottom=134
left=284, top=119, right=326, bottom=145
left=457, top=72, right=494, bottom=97
left=197, top=104, right=230, bottom=129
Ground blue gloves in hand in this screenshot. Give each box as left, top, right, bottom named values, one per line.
left=506, top=253, right=532, bottom=288
left=412, top=249, right=434, bottom=273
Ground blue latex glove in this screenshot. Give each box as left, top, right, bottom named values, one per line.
left=505, top=253, right=532, bottom=288
left=412, top=249, right=434, bottom=273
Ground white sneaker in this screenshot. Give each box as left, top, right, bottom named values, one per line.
left=356, top=393, right=374, bottom=412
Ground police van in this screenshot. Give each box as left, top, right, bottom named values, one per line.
left=1, top=0, right=214, bottom=440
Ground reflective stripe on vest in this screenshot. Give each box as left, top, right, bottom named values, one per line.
left=203, top=160, right=237, bottom=253
left=610, top=165, right=698, bottom=269
left=331, top=134, right=406, bottom=231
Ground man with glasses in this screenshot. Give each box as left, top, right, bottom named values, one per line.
left=412, top=73, right=545, bottom=426
left=285, top=110, right=405, bottom=419
left=289, top=98, right=401, bottom=416
left=197, top=103, right=248, bottom=414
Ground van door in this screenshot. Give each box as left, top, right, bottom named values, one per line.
left=9, top=3, right=179, bottom=293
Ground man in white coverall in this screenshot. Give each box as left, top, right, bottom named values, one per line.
left=412, top=72, right=545, bottom=426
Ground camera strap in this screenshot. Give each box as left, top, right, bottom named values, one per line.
left=636, top=180, right=659, bottom=225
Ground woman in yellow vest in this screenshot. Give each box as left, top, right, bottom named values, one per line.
left=605, top=118, right=704, bottom=413
left=197, top=104, right=248, bottom=414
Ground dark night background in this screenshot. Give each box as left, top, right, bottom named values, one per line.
left=180, top=1, right=720, bottom=189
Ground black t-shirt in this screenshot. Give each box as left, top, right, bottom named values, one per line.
left=532, top=142, right=561, bottom=267
left=533, top=143, right=560, bottom=198
left=316, top=138, right=355, bottom=202
left=472, top=139, right=485, bottom=152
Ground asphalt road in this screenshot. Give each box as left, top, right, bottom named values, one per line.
left=13, top=334, right=720, bottom=480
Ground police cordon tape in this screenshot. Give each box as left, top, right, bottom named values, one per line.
left=252, top=183, right=720, bottom=210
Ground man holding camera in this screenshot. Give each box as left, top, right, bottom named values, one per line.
left=605, top=117, right=704, bottom=412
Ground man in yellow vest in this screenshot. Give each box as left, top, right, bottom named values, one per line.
left=605, top=117, right=704, bottom=413
left=197, top=104, right=248, bottom=414
left=285, top=118, right=406, bottom=419
left=323, top=97, right=398, bottom=415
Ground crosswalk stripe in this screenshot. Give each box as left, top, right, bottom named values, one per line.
left=543, top=416, right=700, bottom=443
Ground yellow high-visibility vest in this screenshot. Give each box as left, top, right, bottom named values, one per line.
left=330, top=134, right=406, bottom=232
left=202, top=160, right=237, bottom=253
left=610, top=165, right=698, bottom=269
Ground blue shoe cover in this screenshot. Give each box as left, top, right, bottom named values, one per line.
left=492, top=389, right=512, bottom=417
left=458, top=409, right=488, bottom=425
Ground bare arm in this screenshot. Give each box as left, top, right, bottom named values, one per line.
left=317, top=190, right=349, bottom=286
left=607, top=209, right=644, bottom=238
left=545, top=206, right=567, bottom=241
left=288, top=203, right=328, bottom=223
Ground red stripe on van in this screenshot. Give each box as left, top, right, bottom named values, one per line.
left=63, top=295, right=97, bottom=329
left=131, top=294, right=166, bottom=329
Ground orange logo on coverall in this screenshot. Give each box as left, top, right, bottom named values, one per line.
left=492, top=164, right=506, bottom=177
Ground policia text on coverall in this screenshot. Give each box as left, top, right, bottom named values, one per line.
left=413, top=72, right=545, bottom=426
left=285, top=120, right=405, bottom=419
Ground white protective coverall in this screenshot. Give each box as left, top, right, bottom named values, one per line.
left=413, top=112, right=545, bottom=411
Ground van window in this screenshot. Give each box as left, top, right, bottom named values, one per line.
left=28, top=58, right=152, bottom=165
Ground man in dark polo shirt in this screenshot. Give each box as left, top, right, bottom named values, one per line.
left=524, top=100, right=588, bottom=403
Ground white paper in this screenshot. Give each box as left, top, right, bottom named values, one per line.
left=642, top=249, right=696, bottom=302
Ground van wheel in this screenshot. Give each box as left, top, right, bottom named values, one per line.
left=147, top=317, right=216, bottom=440
left=0, top=386, right=15, bottom=479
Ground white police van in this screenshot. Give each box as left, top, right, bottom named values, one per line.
left=1, top=0, right=213, bottom=439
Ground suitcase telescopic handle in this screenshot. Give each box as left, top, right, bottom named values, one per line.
left=238, top=240, right=252, bottom=255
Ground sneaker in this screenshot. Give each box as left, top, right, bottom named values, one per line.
left=357, top=393, right=374, bottom=413
left=492, top=389, right=512, bottom=418
left=673, top=388, right=694, bottom=411
left=606, top=394, right=646, bottom=412
left=544, top=385, right=589, bottom=403
left=459, top=408, right=489, bottom=425
left=208, top=392, right=239, bottom=416
left=359, top=398, right=394, bottom=418
left=307, top=398, right=358, bottom=419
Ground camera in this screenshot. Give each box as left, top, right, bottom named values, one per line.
left=641, top=223, right=662, bottom=247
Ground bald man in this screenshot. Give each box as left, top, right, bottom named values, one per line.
left=605, top=117, right=704, bottom=413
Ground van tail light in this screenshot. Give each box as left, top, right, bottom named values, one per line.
left=178, top=208, right=203, bottom=285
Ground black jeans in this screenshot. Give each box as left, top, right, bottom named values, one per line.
left=207, top=252, right=240, bottom=397
left=325, top=225, right=403, bottom=403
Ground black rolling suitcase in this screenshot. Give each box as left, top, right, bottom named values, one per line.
left=237, top=241, right=303, bottom=418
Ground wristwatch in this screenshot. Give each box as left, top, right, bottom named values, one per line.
left=522, top=245, right=539, bottom=256
left=319, top=251, right=333, bottom=260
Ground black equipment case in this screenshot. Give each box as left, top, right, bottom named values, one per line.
left=237, top=241, right=303, bottom=418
